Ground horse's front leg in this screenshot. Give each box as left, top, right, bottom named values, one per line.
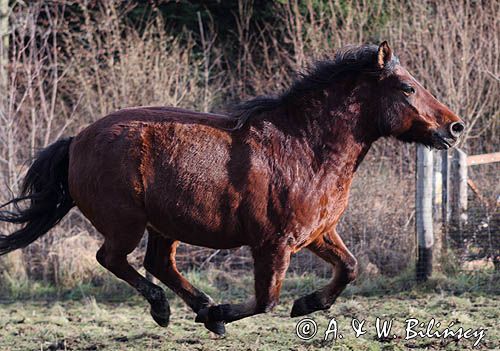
left=291, top=230, right=358, bottom=317
left=195, top=242, right=292, bottom=325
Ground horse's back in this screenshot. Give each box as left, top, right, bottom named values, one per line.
left=69, top=105, right=233, bottom=179
left=67, top=106, right=248, bottom=245
left=97, top=106, right=233, bottom=127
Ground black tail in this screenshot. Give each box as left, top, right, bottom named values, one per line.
left=0, top=137, right=75, bottom=255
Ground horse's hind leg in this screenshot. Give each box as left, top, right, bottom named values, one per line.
left=96, top=224, right=170, bottom=327
left=143, top=228, right=225, bottom=335
left=290, top=230, right=358, bottom=317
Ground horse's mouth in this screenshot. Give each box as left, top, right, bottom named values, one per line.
left=432, top=133, right=457, bottom=150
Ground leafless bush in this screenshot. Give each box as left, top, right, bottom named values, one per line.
left=0, top=2, right=77, bottom=284
left=62, top=1, right=225, bottom=121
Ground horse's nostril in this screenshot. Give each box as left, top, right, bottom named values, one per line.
left=449, top=121, right=465, bottom=137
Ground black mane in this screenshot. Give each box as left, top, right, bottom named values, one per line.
left=229, top=44, right=399, bottom=129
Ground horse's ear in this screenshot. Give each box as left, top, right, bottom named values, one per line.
left=377, top=41, right=393, bottom=68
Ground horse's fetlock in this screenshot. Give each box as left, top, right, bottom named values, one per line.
left=257, top=300, right=278, bottom=313
left=345, top=258, right=358, bottom=282
left=138, top=284, right=165, bottom=304
left=192, top=295, right=214, bottom=313
left=150, top=286, right=165, bottom=302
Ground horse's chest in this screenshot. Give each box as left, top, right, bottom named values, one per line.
left=284, top=188, right=349, bottom=247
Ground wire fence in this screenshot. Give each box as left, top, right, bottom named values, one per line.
left=450, top=161, right=499, bottom=270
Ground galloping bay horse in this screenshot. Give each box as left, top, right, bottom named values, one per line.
left=0, top=42, right=464, bottom=335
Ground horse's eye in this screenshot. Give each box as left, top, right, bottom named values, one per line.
left=402, top=84, right=415, bottom=96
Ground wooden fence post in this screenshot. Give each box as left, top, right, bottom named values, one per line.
left=440, top=150, right=450, bottom=253
left=450, top=149, right=468, bottom=240
left=416, top=145, right=434, bottom=281
left=432, top=152, right=443, bottom=265
left=441, top=150, right=450, bottom=227
left=433, top=152, right=442, bottom=223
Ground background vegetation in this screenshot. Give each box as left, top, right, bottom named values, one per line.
left=0, top=0, right=497, bottom=294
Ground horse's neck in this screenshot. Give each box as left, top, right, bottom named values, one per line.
left=310, top=117, right=374, bottom=192
left=291, top=87, right=377, bottom=181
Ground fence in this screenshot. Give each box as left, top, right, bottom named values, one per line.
left=415, top=146, right=499, bottom=280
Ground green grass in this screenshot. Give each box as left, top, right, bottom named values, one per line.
left=0, top=270, right=498, bottom=350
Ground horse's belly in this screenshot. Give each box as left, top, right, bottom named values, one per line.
left=147, top=218, right=246, bottom=249
left=144, top=180, right=246, bottom=249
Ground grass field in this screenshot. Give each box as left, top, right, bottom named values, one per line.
left=0, top=271, right=498, bottom=350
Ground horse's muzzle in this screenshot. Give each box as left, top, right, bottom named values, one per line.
left=431, top=131, right=459, bottom=150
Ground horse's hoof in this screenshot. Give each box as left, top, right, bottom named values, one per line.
left=290, top=296, right=309, bottom=317
left=150, top=299, right=171, bottom=327
left=195, top=304, right=231, bottom=323
left=291, top=292, right=329, bottom=317
left=151, top=308, right=170, bottom=327
left=204, top=321, right=226, bottom=336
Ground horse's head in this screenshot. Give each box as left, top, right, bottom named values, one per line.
left=375, top=41, right=465, bottom=149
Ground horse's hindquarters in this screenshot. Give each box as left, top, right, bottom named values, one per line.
left=68, top=119, right=148, bottom=235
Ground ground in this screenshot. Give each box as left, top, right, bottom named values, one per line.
left=0, top=272, right=498, bottom=350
